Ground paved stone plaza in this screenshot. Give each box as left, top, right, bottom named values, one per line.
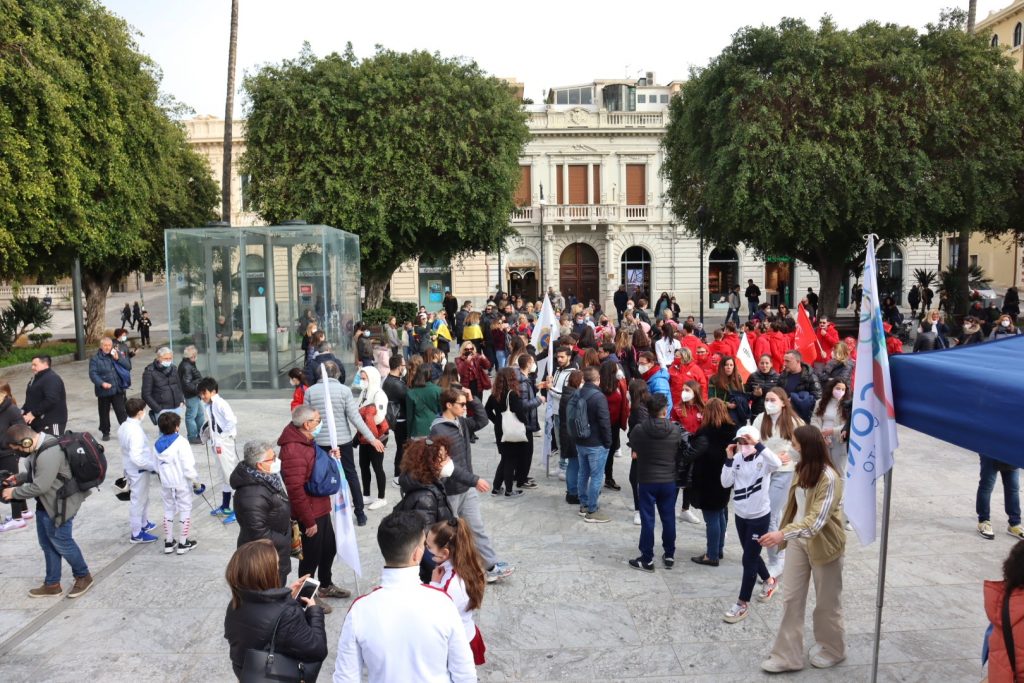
left=0, top=354, right=1005, bottom=682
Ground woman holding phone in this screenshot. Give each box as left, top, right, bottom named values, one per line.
left=758, top=426, right=846, bottom=672
left=224, top=539, right=328, bottom=681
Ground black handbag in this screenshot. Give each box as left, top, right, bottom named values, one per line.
left=240, top=608, right=322, bottom=683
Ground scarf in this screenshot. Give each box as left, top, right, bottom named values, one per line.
left=247, top=464, right=285, bottom=494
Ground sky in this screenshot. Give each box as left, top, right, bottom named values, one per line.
left=101, top=0, right=1010, bottom=118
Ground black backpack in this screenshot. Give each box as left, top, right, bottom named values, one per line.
left=566, top=389, right=592, bottom=441
left=40, top=431, right=107, bottom=495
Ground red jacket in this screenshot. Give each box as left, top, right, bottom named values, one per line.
left=670, top=403, right=702, bottom=434
left=680, top=334, right=701, bottom=357
left=886, top=335, right=903, bottom=356
left=455, top=355, right=492, bottom=390
left=764, top=331, right=789, bottom=373
left=722, top=332, right=741, bottom=358
left=753, top=333, right=771, bottom=365
left=707, top=339, right=730, bottom=359
left=816, top=324, right=840, bottom=363
left=668, top=357, right=708, bottom=402
left=277, top=423, right=330, bottom=529
left=985, top=580, right=1024, bottom=683
left=290, top=384, right=306, bottom=411
left=603, top=379, right=630, bottom=431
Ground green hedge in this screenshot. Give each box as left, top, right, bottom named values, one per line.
left=0, top=342, right=78, bottom=368
left=361, top=299, right=419, bottom=327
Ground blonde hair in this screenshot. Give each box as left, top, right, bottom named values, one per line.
left=832, top=341, right=849, bottom=362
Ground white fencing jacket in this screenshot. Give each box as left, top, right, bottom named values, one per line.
left=155, top=434, right=198, bottom=492
left=430, top=559, right=477, bottom=641
left=333, top=566, right=476, bottom=683
left=118, top=418, right=156, bottom=475
left=204, top=394, right=237, bottom=440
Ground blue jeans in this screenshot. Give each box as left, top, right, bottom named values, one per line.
left=735, top=513, right=771, bottom=603
left=184, top=396, right=205, bottom=439
left=496, top=350, right=507, bottom=369
left=638, top=482, right=678, bottom=562
left=577, top=444, right=609, bottom=513
left=747, top=299, right=758, bottom=318
left=725, top=308, right=740, bottom=326
left=977, top=456, right=1021, bottom=526
left=36, top=507, right=89, bottom=585
left=702, top=507, right=728, bottom=560
left=565, top=457, right=579, bottom=496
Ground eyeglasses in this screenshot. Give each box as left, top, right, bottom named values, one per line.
left=454, top=401, right=468, bottom=407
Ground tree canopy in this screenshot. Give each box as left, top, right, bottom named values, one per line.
left=662, top=14, right=1024, bottom=317
left=0, top=0, right=218, bottom=339
left=241, top=45, right=530, bottom=307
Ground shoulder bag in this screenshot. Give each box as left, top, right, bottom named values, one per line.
left=240, top=606, right=322, bottom=683
left=500, top=392, right=528, bottom=443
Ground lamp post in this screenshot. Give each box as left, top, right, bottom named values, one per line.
left=538, top=183, right=545, bottom=298
left=696, top=205, right=707, bottom=326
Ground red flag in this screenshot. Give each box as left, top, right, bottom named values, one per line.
left=794, top=303, right=821, bottom=363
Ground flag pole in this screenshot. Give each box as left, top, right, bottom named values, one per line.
left=870, top=467, right=894, bottom=683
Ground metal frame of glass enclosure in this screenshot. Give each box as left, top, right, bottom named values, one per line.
left=164, top=224, right=360, bottom=396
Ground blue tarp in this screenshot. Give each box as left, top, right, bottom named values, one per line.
left=889, top=335, right=1024, bottom=465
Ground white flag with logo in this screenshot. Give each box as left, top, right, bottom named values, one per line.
left=846, top=235, right=899, bottom=545
left=531, top=297, right=558, bottom=471
left=736, top=332, right=757, bottom=383
left=320, top=365, right=362, bottom=576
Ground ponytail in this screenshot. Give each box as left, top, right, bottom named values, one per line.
left=429, top=519, right=486, bottom=611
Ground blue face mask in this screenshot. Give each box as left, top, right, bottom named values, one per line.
left=160, top=361, right=172, bottom=368
left=311, top=422, right=323, bottom=438
left=353, top=376, right=363, bottom=388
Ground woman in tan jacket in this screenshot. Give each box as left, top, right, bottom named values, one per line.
left=757, top=425, right=846, bottom=673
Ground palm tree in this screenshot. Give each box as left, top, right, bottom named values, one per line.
left=913, top=268, right=937, bottom=289
left=939, top=264, right=991, bottom=297
left=221, top=0, right=239, bottom=223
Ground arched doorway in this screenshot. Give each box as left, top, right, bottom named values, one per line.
left=506, top=247, right=540, bottom=302
left=620, top=246, right=652, bottom=301
left=559, top=243, right=600, bottom=305
left=708, top=246, right=739, bottom=307
left=877, top=243, right=904, bottom=304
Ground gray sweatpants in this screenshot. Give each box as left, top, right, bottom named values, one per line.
left=447, top=489, right=498, bottom=568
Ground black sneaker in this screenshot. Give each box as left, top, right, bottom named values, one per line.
left=663, top=554, right=675, bottom=570
left=518, top=481, right=538, bottom=490
left=101, top=433, right=110, bottom=442
left=628, top=557, right=655, bottom=573
left=355, top=513, right=368, bottom=527
left=605, top=479, right=622, bottom=491
left=163, top=540, right=175, bottom=555
left=491, top=488, right=503, bottom=496
left=176, top=539, right=198, bottom=555
left=504, top=490, right=524, bottom=498
left=565, top=494, right=580, bottom=505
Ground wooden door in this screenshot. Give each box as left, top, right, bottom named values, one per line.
left=559, top=243, right=600, bottom=304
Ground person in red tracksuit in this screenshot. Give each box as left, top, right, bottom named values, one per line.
left=668, top=348, right=708, bottom=402
left=600, top=362, right=630, bottom=491
left=722, top=323, right=742, bottom=358
left=814, top=318, right=840, bottom=366
left=764, top=322, right=790, bottom=373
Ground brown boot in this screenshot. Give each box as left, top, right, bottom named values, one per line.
left=28, top=583, right=62, bottom=598
left=68, top=574, right=94, bottom=599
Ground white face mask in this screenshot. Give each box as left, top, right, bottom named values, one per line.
left=764, top=401, right=782, bottom=415
left=739, top=443, right=757, bottom=457
left=637, top=364, right=651, bottom=375
left=832, top=389, right=846, bottom=401
left=363, top=330, right=371, bottom=337
left=681, top=389, right=695, bottom=402
left=440, top=459, right=455, bottom=478
left=1002, top=320, right=1011, bottom=328
left=267, top=459, right=282, bottom=475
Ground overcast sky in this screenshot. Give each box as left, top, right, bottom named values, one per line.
left=101, top=1, right=1009, bottom=118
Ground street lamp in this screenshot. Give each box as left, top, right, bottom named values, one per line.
left=538, top=183, right=545, bottom=298
left=696, top=204, right=708, bottom=326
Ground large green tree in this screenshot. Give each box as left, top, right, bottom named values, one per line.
left=662, top=14, right=1024, bottom=319
left=241, top=45, right=529, bottom=308
left=0, top=0, right=218, bottom=341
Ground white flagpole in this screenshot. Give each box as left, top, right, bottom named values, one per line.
left=320, top=364, right=362, bottom=591
left=871, top=468, right=894, bottom=683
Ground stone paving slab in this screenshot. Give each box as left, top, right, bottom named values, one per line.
left=0, top=356, right=1005, bottom=682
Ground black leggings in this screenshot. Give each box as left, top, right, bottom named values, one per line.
left=605, top=429, right=620, bottom=481
left=493, top=439, right=531, bottom=491
left=298, top=513, right=336, bottom=588
left=359, top=443, right=386, bottom=499
left=392, top=421, right=408, bottom=477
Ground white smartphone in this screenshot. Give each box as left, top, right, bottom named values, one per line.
left=295, top=577, right=320, bottom=607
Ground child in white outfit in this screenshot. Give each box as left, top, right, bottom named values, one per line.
left=154, top=411, right=199, bottom=555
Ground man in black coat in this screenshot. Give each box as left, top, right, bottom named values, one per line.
left=231, top=441, right=293, bottom=587
left=382, top=355, right=409, bottom=481
left=779, top=351, right=822, bottom=423
left=574, top=366, right=613, bottom=522
left=141, top=347, right=185, bottom=423
left=178, top=345, right=205, bottom=444
left=22, top=355, right=67, bottom=435
left=614, top=285, right=629, bottom=324
left=304, top=342, right=343, bottom=387
left=745, top=279, right=761, bottom=319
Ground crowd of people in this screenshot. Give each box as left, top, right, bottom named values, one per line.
left=1, top=280, right=1022, bottom=680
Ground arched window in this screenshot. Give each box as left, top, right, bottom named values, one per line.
left=1015, top=23, right=1022, bottom=47
left=992, top=34, right=1000, bottom=48
left=620, top=246, right=652, bottom=300
left=876, top=243, right=904, bottom=305
left=708, top=246, right=739, bottom=307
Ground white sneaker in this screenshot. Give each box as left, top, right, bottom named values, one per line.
left=633, top=511, right=641, bottom=526
left=367, top=498, right=388, bottom=511
left=679, top=509, right=701, bottom=524
left=392, top=477, right=400, bottom=487
left=0, top=517, right=27, bottom=532
left=558, top=471, right=566, bottom=481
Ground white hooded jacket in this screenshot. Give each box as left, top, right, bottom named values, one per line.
left=356, top=365, right=388, bottom=426
left=155, top=433, right=198, bottom=492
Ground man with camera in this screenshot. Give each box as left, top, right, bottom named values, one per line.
left=2, top=424, right=93, bottom=598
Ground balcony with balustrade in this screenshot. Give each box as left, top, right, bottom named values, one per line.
left=509, top=204, right=663, bottom=224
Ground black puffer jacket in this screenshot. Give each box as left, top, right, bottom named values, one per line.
left=688, top=422, right=738, bottom=511
left=557, top=386, right=578, bottom=459
left=141, top=361, right=184, bottom=413
left=224, top=587, right=328, bottom=679
left=429, top=397, right=488, bottom=496
left=22, top=368, right=67, bottom=432
left=178, top=358, right=203, bottom=398
left=0, top=395, right=23, bottom=459
left=628, top=417, right=682, bottom=485
left=230, top=463, right=292, bottom=581
left=396, top=473, right=455, bottom=527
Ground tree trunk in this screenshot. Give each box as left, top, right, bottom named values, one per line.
left=81, top=269, right=115, bottom=344
left=221, top=0, right=239, bottom=223
left=813, top=262, right=845, bottom=321
left=955, top=227, right=971, bottom=322
left=362, top=274, right=389, bottom=310
left=968, top=0, right=977, bottom=34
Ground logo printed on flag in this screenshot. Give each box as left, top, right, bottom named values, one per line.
left=736, top=332, right=757, bottom=383
left=531, top=296, right=559, bottom=471
left=845, top=235, right=898, bottom=546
